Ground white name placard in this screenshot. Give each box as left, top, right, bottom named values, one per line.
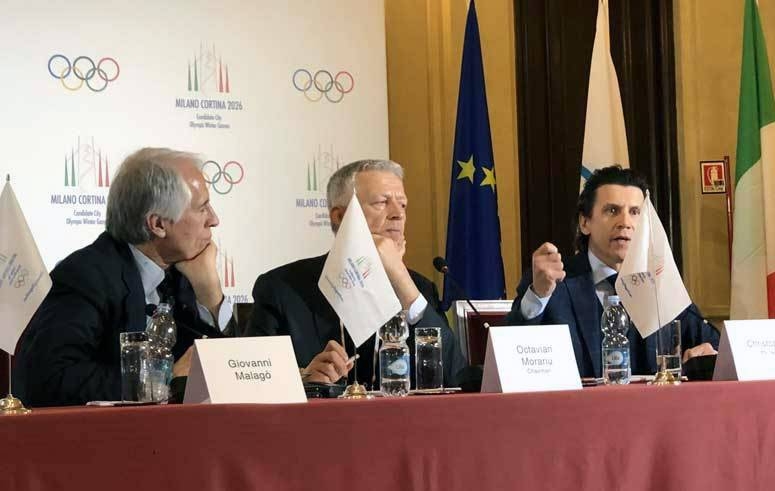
left=713, top=320, right=775, bottom=381
left=183, top=336, right=306, bottom=404
left=481, top=324, right=581, bottom=393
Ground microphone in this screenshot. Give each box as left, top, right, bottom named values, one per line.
left=432, top=256, right=449, bottom=274
left=432, top=256, right=489, bottom=328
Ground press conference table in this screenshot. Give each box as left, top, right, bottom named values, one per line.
left=3, top=381, right=775, bottom=490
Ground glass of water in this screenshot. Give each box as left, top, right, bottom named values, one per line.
left=120, top=332, right=151, bottom=402
left=655, top=320, right=682, bottom=380
left=415, top=327, right=443, bottom=390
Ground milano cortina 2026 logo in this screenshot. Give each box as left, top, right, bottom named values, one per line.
left=296, top=144, right=343, bottom=229
left=176, top=43, right=244, bottom=130
left=47, top=55, right=120, bottom=92
left=50, top=137, right=111, bottom=227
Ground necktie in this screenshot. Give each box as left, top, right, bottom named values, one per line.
left=157, top=269, right=175, bottom=305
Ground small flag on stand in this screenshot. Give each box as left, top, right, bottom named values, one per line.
left=0, top=176, right=52, bottom=354
left=615, top=193, right=691, bottom=338
left=318, top=192, right=401, bottom=347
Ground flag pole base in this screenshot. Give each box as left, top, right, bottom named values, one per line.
left=338, top=381, right=374, bottom=400
left=648, top=369, right=681, bottom=386
left=0, top=394, right=31, bottom=415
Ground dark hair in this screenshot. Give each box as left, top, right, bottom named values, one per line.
left=574, top=165, right=649, bottom=251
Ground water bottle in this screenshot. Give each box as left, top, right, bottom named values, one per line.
left=145, top=303, right=177, bottom=402
left=601, top=295, right=630, bottom=385
left=378, top=312, right=410, bottom=397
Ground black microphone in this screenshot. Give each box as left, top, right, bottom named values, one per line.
left=432, top=256, right=489, bottom=328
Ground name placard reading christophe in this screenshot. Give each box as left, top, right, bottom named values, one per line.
left=714, top=319, right=775, bottom=381
left=184, top=336, right=306, bottom=404
left=481, top=324, right=581, bottom=393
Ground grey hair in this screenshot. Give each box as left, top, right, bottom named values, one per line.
left=326, top=159, right=404, bottom=233
left=326, top=159, right=404, bottom=210
left=106, top=147, right=201, bottom=244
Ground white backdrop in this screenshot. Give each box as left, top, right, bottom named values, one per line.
left=0, top=0, right=389, bottom=303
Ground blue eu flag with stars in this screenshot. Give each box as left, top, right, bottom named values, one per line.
left=442, top=0, right=505, bottom=310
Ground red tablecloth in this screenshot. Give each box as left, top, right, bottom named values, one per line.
left=3, top=381, right=775, bottom=490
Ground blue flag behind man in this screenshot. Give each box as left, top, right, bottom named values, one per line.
left=442, top=0, right=505, bottom=310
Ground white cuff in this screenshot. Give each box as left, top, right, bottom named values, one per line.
left=520, top=285, right=551, bottom=320
left=197, top=295, right=234, bottom=332
left=406, top=294, right=428, bottom=325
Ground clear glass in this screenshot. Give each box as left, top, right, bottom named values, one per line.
left=656, top=320, right=682, bottom=379
left=120, top=332, right=151, bottom=402
left=378, top=312, right=410, bottom=397
left=415, top=327, right=443, bottom=390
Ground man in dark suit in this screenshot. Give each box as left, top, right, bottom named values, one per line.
left=505, top=166, right=719, bottom=378
left=246, top=160, right=466, bottom=388
left=14, top=148, right=232, bottom=406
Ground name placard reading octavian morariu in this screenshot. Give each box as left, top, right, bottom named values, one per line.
left=183, top=336, right=306, bottom=404
left=481, top=325, right=581, bottom=393
left=713, top=319, right=775, bottom=381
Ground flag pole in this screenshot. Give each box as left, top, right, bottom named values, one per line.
left=0, top=174, right=33, bottom=414
left=646, top=194, right=679, bottom=386
left=723, top=155, right=733, bottom=271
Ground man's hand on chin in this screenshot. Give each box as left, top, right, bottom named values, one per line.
left=372, top=234, right=419, bottom=310
left=175, top=242, right=223, bottom=314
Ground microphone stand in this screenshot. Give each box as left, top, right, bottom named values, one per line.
left=441, top=267, right=490, bottom=329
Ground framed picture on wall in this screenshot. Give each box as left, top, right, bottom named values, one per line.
left=700, top=160, right=727, bottom=194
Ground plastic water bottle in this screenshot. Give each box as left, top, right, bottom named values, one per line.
left=378, top=312, right=410, bottom=397
left=145, top=303, right=176, bottom=401
left=601, top=295, right=631, bottom=385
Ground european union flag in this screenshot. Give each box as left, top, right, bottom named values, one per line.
left=442, top=0, right=505, bottom=310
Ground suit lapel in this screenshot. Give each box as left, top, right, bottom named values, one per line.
left=117, top=240, right=147, bottom=333
left=565, top=252, right=603, bottom=377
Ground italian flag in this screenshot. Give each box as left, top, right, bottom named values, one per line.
left=730, top=0, right=775, bottom=319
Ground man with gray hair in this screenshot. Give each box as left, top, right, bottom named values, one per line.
left=14, top=147, right=232, bottom=406
left=246, top=159, right=466, bottom=389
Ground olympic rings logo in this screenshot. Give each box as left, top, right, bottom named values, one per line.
left=47, top=55, right=120, bottom=92
left=292, top=69, right=354, bottom=103
left=202, top=160, right=244, bottom=195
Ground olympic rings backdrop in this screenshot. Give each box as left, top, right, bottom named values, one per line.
left=0, top=0, right=388, bottom=302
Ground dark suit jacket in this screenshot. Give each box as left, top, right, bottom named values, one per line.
left=505, top=251, right=720, bottom=378
left=246, top=254, right=466, bottom=388
left=13, top=232, right=228, bottom=407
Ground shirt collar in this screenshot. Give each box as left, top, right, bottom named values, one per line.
left=587, top=250, right=618, bottom=286
left=128, top=244, right=166, bottom=299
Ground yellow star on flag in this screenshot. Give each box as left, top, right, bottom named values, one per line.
left=480, top=166, right=496, bottom=192
left=456, top=155, right=475, bottom=183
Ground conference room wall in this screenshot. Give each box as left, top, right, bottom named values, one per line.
left=385, top=0, right=522, bottom=299
left=675, top=0, right=775, bottom=319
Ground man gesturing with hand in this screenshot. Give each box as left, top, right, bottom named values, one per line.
left=505, top=166, right=719, bottom=378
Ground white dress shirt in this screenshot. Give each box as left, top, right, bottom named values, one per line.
left=129, top=245, right=233, bottom=332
